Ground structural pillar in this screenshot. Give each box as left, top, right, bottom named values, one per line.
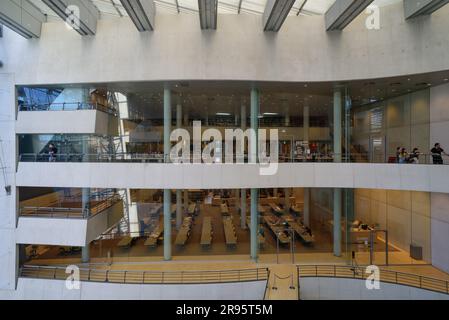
left=163, top=87, right=172, bottom=261
left=81, top=245, right=90, bottom=264
left=184, top=190, right=189, bottom=211
left=303, top=188, right=310, bottom=227
left=333, top=87, right=343, bottom=257
left=250, top=88, right=259, bottom=261
left=284, top=188, right=291, bottom=211
left=176, top=101, right=183, bottom=230
left=81, top=136, right=91, bottom=263
left=240, top=102, right=247, bottom=229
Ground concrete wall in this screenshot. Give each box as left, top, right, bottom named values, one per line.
left=430, top=82, right=449, bottom=152
left=430, top=193, right=449, bottom=274
left=0, top=278, right=266, bottom=300
left=15, top=162, right=449, bottom=193
left=1, top=3, right=449, bottom=85
left=0, top=74, right=17, bottom=290
left=300, top=277, right=449, bottom=300
left=354, top=189, right=431, bottom=262
left=16, top=110, right=118, bottom=135
left=353, top=89, right=431, bottom=161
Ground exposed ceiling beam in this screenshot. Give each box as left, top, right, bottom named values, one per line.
left=42, top=0, right=99, bottom=36
left=110, top=0, right=124, bottom=17
left=325, top=0, right=374, bottom=31
left=119, top=0, right=155, bottom=31
left=296, top=0, right=307, bottom=16
left=198, top=0, right=218, bottom=30
left=263, top=0, right=296, bottom=32
left=238, top=0, right=243, bottom=14
left=0, top=0, right=45, bottom=39
left=404, top=0, right=449, bottom=19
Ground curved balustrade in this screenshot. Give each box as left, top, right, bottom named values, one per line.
left=20, top=265, right=269, bottom=285
left=298, top=265, right=449, bottom=295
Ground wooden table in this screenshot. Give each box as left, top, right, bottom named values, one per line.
left=223, top=217, right=237, bottom=247
left=187, top=203, right=196, bottom=215
left=263, top=214, right=290, bottom=244
left=291, top=205, right=302, bottom=215
left=246, top=217, right=266, bottom=247
left=175, top=217, right=192, bottom=246
left=212, top=197, right=222, bottom=206
left=200, top=217, right=213, bottom=247
left=269, top=203, right=284, bottom=215
left=220, top=203, right=229, bottom=216
left=144, top=224, right=164, bottom=247
left=117, top=236, right=135, bottom=248
left=284, top=216, right=314, bottom=244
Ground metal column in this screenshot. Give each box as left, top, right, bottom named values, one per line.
left=241, top=102, right=247, bottom=229
left=176, top=101, right=183, bottom=230
left=250, top=88, right=259, bottom=261
left=163, top=87, right=172, bottom=261
left=333, top=87, right=343, bottom=257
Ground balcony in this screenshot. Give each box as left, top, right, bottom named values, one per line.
left=15, top=159, right=449, bottom=194
left=16, top=102, right=119, bottom=135
left=16, top=193, right=124, bottom=247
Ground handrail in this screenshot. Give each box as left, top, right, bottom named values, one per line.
left=18, top=152, right=449, bottom=165
left=19, top=195, right=122, bottom=219
left=20, top=265, right=269, bottom=285
left=297, top=265, right=449, bottom=295
left=18, top=102, right=118, bottom=116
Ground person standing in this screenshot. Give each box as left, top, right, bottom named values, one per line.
left=48, top=143, right=58, bottom=162
left=409, top=148, right=420, bottom=164
left=396, top=146, right=401, bottom=163
left=398, top=148, right=408, bottom=164
left=431, top=143, right=447, bottom=164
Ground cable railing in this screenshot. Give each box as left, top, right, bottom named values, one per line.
left=18, top=102, right=118, bottom=116
left=297, top=265, right=449, bottom=295
left=18, top=152, right=449, bottom=165
left=20, top=265, right=269, bottom=285
left=19, top=194, right=122, bottom=219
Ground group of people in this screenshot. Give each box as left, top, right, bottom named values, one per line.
left=395, top=143, right=447, bottom=164
left=396, top=147, right=420, bottom=164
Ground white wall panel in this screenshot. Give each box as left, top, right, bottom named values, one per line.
left=0, top=278, right=266, bottom=300
left=15, top=162, right=449, bottom=193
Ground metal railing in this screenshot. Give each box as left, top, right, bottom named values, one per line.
left=19, top=102, right=117, bottom=116
left=18, top=152, right=449, bottom=165
left=19, top=153, right=164, bottom=163
left=20, top=265, right=269, bottom=285
left=297, top=265, right=449, bottom=295
left=19, top=194, right=122, bottom=219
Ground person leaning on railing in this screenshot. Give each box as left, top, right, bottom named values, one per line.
left=431, top=143, right=448, bottom=165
